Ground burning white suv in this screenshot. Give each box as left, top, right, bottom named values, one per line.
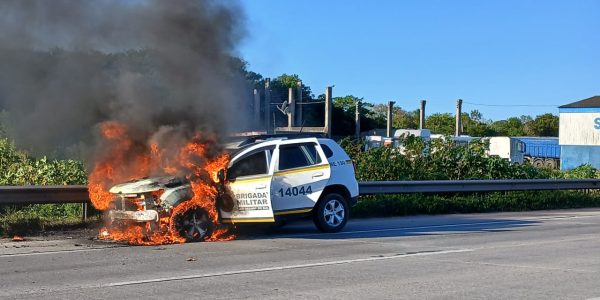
left=108, top=135, right=359, bottom=241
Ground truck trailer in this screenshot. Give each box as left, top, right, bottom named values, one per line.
left=516, top=137, right=560, bottom=169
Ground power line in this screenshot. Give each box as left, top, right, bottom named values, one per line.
left=463, top=101, right=560, bottom=107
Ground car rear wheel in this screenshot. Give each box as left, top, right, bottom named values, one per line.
left=313, top=193, right=349, bottom=233
left=172, top=207, right=213, bottom=242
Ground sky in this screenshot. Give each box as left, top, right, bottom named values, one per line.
left=238, top=0, right=600, bottom=121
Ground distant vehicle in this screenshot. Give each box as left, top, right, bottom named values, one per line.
left=394, top=129, right=431, bottom=154
left=516, top=137, right=560, bottom=169
left=364, top=129, right=430, bottom=152
left=484, top=137, right=525, bottom=163
left=364, top=135, right=394, bottom=151
left=430, top=134, right=477, bottom=147
left=394, top=129, right=431, bottom=139
left=108, top=136, right=359, bottom=241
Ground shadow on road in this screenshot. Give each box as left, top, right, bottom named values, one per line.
left=234, top=216, right=540, bottom=240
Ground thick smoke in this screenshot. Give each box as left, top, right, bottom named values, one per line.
left=0, top=0, right=249, bottom=164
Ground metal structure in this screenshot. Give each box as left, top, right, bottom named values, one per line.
left=2, top=179, right=600, bottom=205
left=0, top=185, right=88, bottom=205
left=359, top=179, right=600, bottom=195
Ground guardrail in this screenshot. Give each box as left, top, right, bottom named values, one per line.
left=1, top=179, right=600, bottom=205
left=0, top=185, right=88, bottom=205
left=358, top=179, right=600, bottom=195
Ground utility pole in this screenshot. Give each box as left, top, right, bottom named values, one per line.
left=325, top=86, right=333, bottom=138
left=386, top=101, right=395, bottom=138
left=355, top=100, right=361, bottom=139
left=455, top=98, right=463, bottom=136
left=253, top=89, right=260, bottom=127
left=419, top=100, right=426, bottom=129
left=264, top=79, right=271, bottom=133
left=287, top=87, right=295, bottom=129
left=296, top=81, right=303, bottom=126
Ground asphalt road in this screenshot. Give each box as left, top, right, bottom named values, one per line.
left=1, top=209, right=600, bottom=299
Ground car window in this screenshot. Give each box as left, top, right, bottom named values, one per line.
left=321, top=144, right=334, bottom=158
left=228, top=151, right=268, bottom=180
left=279, top=143, right=321, bottom=170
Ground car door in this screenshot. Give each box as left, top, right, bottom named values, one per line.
left=220, top=146, right=275, bottom=223
left=271, top=141, right=331, bottom=216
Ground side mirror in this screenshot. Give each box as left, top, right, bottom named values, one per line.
left=217, top=169, right=226, bottom=183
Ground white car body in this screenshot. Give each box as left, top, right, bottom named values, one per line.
left=108, top=136, right=359, bottom=232
left=221, top=137, right=359, bottom=223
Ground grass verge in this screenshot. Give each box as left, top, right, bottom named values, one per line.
left=0, top=204, right=100, bottom=236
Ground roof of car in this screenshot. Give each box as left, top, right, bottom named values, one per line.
left=226, top=133, right=327, bottom=155
left=237, top=133, right=325, bottom=146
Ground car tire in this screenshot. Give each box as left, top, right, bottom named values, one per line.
left=172, top=207, right=213, bottom=242
left=313, top=193, right=349, bottom=233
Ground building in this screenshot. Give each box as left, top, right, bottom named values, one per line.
left=558, top=96, right=600, bottom=170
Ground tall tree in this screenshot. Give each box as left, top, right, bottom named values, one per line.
left=426, top=113, right=455, bottom=135
left=528, top=113, right=559, bottom=136
left=462, top=110, right=495, bottom=136
left=332, top=95, right=381, bottom=136
left=491, top=117, right=526, bottom=136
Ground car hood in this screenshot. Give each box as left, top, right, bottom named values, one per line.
left=109, top=176, right=189, bottom=194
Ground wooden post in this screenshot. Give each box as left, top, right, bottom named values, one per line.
left=355, top=100, right=361, bottom=139
left=420, top=100, right=426, bottom=129
left=264, top=79, right=271, bottom=133
left=325, top=86, right=333, bottom=138
left=253, top=89, right=260, bottom=127
left=296, top=81, right=303, bottom=126
left=288, top=87, right=295, bottom=128
left=386, top=101, right=395, bottom=138
left=455, top=98, right=463, bottom=136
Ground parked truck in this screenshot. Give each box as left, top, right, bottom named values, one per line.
left=484, top=137, right=525, bottom=163
left=516, top=137, right=560, bottom=169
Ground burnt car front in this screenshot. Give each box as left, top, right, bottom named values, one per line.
left=108, top=176, right=192, bottom=224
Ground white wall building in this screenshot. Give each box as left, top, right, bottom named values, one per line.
left=558, top=96, right=600, bottom=170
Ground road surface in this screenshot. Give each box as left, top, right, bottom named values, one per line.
left=1, top=209, right=600, bottom=299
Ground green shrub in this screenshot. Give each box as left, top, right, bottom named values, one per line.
left=0, top=137, right=89, bottom=236
left=352, top=191, right=600, bottom=218
left=341, top=137, right=600, bottom=217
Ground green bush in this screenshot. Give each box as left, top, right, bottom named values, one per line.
left=352, top=191, right=600, bottom=218
left=342, top=136, right=562, bottom=181
left=0, top=137, right=88, bottom=236
left=341, top=137, right=600, bottom=217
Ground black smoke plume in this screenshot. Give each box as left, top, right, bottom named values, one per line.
left=0, top=0, right=249, bottom=166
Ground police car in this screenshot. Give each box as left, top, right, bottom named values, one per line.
left=108, top=135, right=359, bottom=241
left=220, top=135, right=359, bottom=231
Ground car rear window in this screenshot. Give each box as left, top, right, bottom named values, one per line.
left=321, top=144, right=334, bottom=158
left=279, top=143, right=321, bottom=170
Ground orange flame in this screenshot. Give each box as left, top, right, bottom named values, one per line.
left=89, top=121, right=233, bottom=245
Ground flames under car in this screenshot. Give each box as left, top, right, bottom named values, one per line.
left=108, top=176, right=214, bottom=241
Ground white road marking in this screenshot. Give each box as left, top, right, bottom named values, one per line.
left=104, top=248, right=473, bottom=287
left=423, top=257, right=597, bottom=273
left=0, top=247, right=119, bottom=258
